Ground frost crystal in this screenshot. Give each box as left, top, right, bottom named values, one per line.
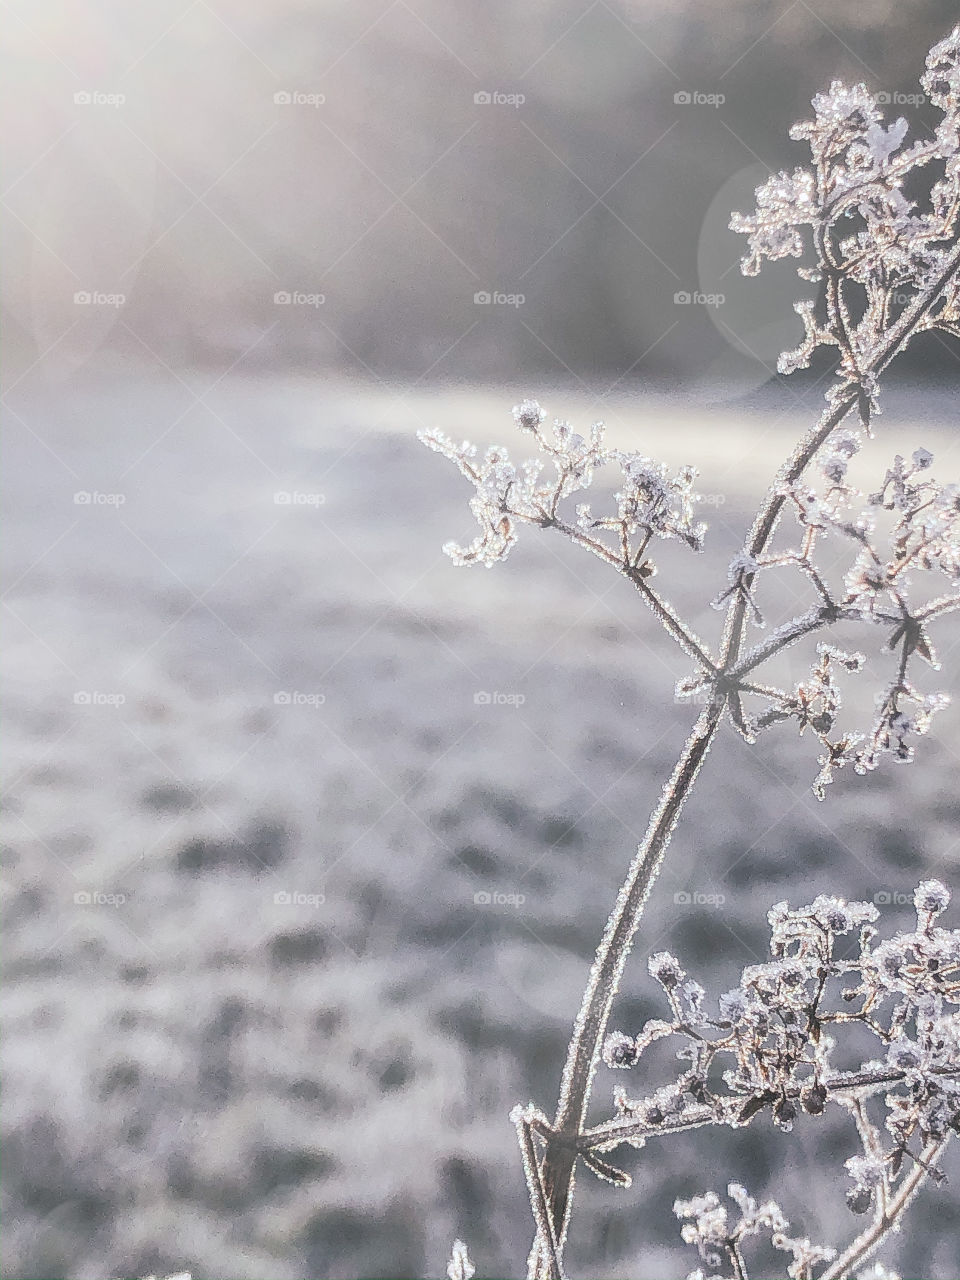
left=447, top=1239, right=475, bottom=1280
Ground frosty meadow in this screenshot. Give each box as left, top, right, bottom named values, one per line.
left=423, top=27, right=960, bottom=1280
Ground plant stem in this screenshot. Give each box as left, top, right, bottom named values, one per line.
left=532, top=698, right=724, bottom=1275
left=817, top=1136, right=951, bottom=1280
left=575, top=1064, right=960, bottom=1154
left=549, top=516, right=716, bottom=672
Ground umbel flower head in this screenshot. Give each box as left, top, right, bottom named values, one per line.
left=730, top=27, right=960, bottom=385
left=419, top=401, right=706, bottom=570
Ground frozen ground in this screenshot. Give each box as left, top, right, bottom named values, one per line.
left=2, top=370, right=960, bottom=1279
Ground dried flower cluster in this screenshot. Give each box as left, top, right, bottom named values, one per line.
left=419, top=399, right=705, bottom=574
left=731, top=28, right=960, bottom=390
left=673, top=1183, right=835, bottom=1280
left=693, top=436, right=960, bottom=796
left=425, top=29, right=960, bottom=1280
left=588, top=883, right=960, bottom=1279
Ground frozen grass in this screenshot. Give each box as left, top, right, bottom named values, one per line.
left=2, top=369, right=960, bottom=1277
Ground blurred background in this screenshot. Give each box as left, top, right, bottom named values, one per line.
left=3, top=1, right=960, bottom=1277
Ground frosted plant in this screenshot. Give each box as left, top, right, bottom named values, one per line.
left=596, top=881, right=960, bottom=1280
left=422, top=28, right=960, bottom=1280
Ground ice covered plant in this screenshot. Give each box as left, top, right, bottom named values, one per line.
left=597, top=882, right=960, bottom=1280
left=421, top=29, right=960, bottom=1280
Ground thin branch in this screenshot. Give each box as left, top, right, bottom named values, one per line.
left=817, top=1136, right=952, bottom=1280
left=514, top=1111, right=564, bottom=1280
left=533, top=700, right=724, bottom=1274
left=577, top=1065, right=960, bottom=1155
left=549, top=515, right=717, bottom=673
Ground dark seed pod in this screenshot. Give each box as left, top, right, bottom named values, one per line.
left=738, top=1092, right=772, bottom=1124
left=802, top=1082, right=827, bottom=1115
left=605, top=1034, right=639, bottom=1069
left=775, top=1096, right=797, bottom=1129
left=846, top=1185, right=873, bottom=1215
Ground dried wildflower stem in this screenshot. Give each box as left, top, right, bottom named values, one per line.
left=818, top=1136, right=951, bottom=1280
left=573, top=1064, right=960, bottom=1154
left=728, top=604, right=898, bottom=681
left=549, top=515, right=716, bottom=671
left=516, top=1110, right=565, bottom=1280
left=532, top=242, right=960, bottom=1276
left=534, top=701, right=724, bottom=1272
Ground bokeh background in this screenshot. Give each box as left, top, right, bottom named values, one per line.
left=3, top=2, right=960, bottom=1277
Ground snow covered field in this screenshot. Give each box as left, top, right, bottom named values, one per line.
left=3, top=371, right=959, bottom=1278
